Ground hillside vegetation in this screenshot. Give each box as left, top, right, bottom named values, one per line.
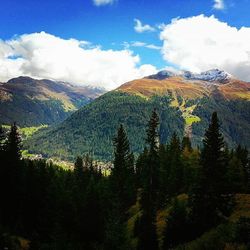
left=25, top=86, right=250, bottom=160
left=0, top=76, right=104, bottom=126
left=26, top=92, right=185, bottom=160
left=0, top=112, right=249, bottom=249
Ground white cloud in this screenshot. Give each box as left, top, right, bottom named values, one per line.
left=213, top=0, right=225, bottom=10
left=160, top=15, right=250, bottom=81
left=130, top=41, right=161, bottom=50
left=134, top=19, right=156, bottom=33
left=93, top=0, right=115, bottom=6
left=0, top=32, right=157, bottom=90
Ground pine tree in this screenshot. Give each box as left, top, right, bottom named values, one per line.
left=189, top=112, right=230, bottom=234
left=201, top=112, right=226, bottom=195
left=143, top=109, right=160, bottom=204
left=137, top=110, right=160, bottom=250
left=111, top=124, right=135, bottom=211
left=74, top=156, right=84, bottom=180
left=226, top=156, right=245, bottom=193
left=162, top=199, right=189, bottom=249
left=169, top=133, right=185, bottom=194
left=1, top=123, right=23, bottom=228
left=235, top=145, right=249, bottom=192
left=146, top=109, right=160, bottom=153
left=105, top=125, right=135, bottom=249
left=5, top=123, right=22, bottom=162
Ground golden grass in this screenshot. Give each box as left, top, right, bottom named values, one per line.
left=230, top=194, right=250, bottom=222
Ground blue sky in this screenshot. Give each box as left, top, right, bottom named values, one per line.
left=0, top=0, right=250, bottom=89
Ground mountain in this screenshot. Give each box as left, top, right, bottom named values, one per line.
left=25, top=69, right=250, bottom=161
left=0, top=76, right=105, bottom=126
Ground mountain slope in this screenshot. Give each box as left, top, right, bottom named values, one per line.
left=0, top=76, right=104, bottom=126
left=25, top=70, right=250, bottom=160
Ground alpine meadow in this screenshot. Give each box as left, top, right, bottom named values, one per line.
left=0, top=0, right=250, bottom=249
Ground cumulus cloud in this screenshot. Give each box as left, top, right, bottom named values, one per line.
left=134, top=19, right=156, bottom=33
left=93, top=0, right=115, bottom=6
left=0, top=32, right=157, bottom=89
left=160, top=15, right=250, bottom=81
left=213, top=0, right=225, bottom=10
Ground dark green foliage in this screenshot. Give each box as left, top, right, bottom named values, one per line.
left=235, top=145, right=250, bottom=192
left=0, top=94, right=89, bottom=127
left=192, top=96, right=250, bottom=148
left=189, top=112, right=231, bottom=235
left=103, top=125, right=137, bottom=250
left=111, top=124, right=136, bottom=211
left=234, top=217, right=250, bottom=247
left=137, top=110, right=160, bottom=250
left=226, top=156, right=245, bottom=193
left=0, top=76, right=100, bottom=127
left=5, top=123, right=22, bottom=162
left=162, top=199, right=190, bottom=249
left=0, top=109, right=249, bottom=250
left=25, top=92, right=184, bottom=160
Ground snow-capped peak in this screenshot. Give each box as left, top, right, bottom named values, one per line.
left=146, top=69, right=232, bottom=83
left=182, top=69, right=231, bottom=83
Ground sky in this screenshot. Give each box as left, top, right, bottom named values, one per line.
left=0, top=0, right=250, bottom=89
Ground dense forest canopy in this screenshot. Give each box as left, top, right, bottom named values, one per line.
left=24, top=90, right=250, bottom=161
left=0, top=111, right=249, bottom=250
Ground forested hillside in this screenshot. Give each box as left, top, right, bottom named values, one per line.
left=0, top=76, right=104, bottom=126
left=25, top=71, right=250, bottom=161
left=0, top=112, right=249, bottom=249
left=26, top=92, right=185, bottom=160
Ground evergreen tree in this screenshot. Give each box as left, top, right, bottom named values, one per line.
left=162, top=199, right=190, bottom=249
left=74, top=156, right=83, bottom=178
left=168, top=133, right=184, bottom=195
left=146, top=109, right=160, bottom=153
left=235, top=145, right=249, bottom=192
left=189, top=112, right=230, bottom=234
left=111, top=124, right=135, bottom=211
left=5, top=123, right=22, bottom=162
left=104, top=125, right=135, bottom=249
left=137, top=110, right=159, bottom=250
left=1, top=123, right=23, bottom=230
left=226, top=156, right=245, bottom=193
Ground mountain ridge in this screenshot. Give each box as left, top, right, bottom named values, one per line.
left=0, top=76, right=105, bottom=126
left=25, top=69, right=250, bottom=160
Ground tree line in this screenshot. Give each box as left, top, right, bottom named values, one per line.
left=0, top=111, right=249, bottom=249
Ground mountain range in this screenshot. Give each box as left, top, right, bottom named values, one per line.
left=0, top=76, right=105, bottom=126
left=23, top=69, right=250, bottom=161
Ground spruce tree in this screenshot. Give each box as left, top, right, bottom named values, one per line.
left=111, top=124, right=135, bottom=211
left=167, top=133, right=184, bottom=195
left=74, top=156, right=84, bottom=180
left=105, top=125, right=135, bottom=249
left=2, top=123, right=23, bottom=228
left=189, top=112, right=230, bottom=234
left=162, top=199, right=189, bottom=249
left=137, top=110, right=159, bottom=250
left=5, top=123, right=22, bottom=163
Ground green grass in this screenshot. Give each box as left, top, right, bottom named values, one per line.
left=20, top=125, right=48, bottom=139
left=3, top=124, right=48, bottom=139
left=185, top=116, right=201, bottom=126
left=21, top=150, right=37, bottom=158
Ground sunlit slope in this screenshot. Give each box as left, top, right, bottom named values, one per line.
left=25, top=70, right=250, bottom=160
left=25, top=92, right=185, bottom=160
left=0, top=76, right=104, bottom=126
